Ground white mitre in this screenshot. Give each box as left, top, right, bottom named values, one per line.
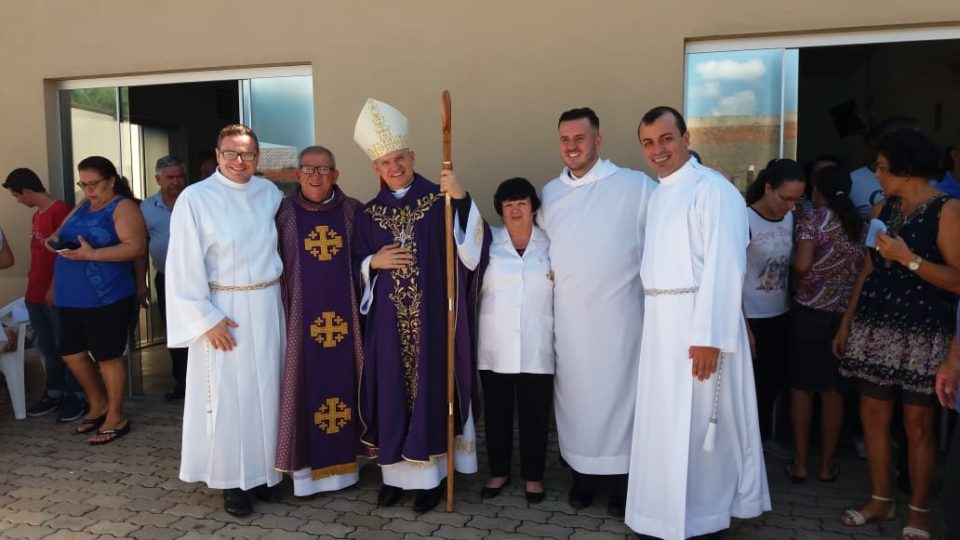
left=354, top=98, right=409, bottom=161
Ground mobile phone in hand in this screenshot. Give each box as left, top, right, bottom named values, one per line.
left=47, top=238, right=80, bottom=252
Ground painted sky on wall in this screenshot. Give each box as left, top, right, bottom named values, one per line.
left=685, top=48, right=798, bottom=118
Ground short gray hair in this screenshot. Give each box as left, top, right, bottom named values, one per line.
left=155, top=155, right=185, bottom=175
left=298, top=146, right=336, bottom=170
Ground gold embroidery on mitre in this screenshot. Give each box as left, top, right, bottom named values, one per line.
left=304, top=225, right=343, bottom=261
left=310, top=311, right=349, bottom=348
left=365, top=193, right=441, bottom=410
left=366, top=100, right=409, bottom=160
left=314, top=397, right=352, bottom=435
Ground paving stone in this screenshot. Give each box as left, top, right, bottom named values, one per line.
left=298, top=520, right=355, bottom=537
left=3, top=510, right=53, bottom=525
left=796, top=532, right=857, bottom=540
left=466, top=514, right=521, bottom=533
left=128, top=524, right=184, bottom=539
left=164, top=503, right=215, bottom=518
left=167, top=516, right=227, bottom=535
left=208, top=523, right=273, bottom=539
left=287, top=505, right=338, bottom=522
left=84, top=520, right=142, bottom=537
left=8, top=486, right=56, bottom=499
left=0, top=524, right=55, bottom=540
left=43, top=530, right=101, bottom=540
left=323, top=498, right=377, bottom=514
left=83, top=507, right=136, bottom=522
left=7, top=497, right=54, bottom=512
left=597, top=518, right=632, bottom=534
left=127, top=511, right=180, bottom=527
left=41, top=515, right=97, bottom=532
left=483, top=532, right=542, bottom=540
left=418, top=510, right=471, bottom=526
left=123, top=498, right=176, bottom=513
left=433, top=525, right=488, bottom=539
left=338, top=512, right=389, bottom=529
left=516, top=522, right=573, bottom=539
left=547, top=513, right=603, bottom=530
left=83, top=494, right=132, bottom=509
left=497, top=506, right=552, bottom=523
left=250, top=514, right=308, bottom=531
left=382, top=517, right=440, bottom=536
left=347, top=528, right=403, bottom=539
left=569, top=530, right=630, bottom=540
left=261, top=531, right=318, bottom=540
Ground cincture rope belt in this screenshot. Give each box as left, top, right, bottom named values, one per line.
left=203, top=277, right=280, bottom=437
left=644, top=286, right=699, bottom=296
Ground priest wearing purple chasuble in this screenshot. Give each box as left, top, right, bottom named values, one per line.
left=274, top=146, right=368, bottom=496
left=351, top=98, right=484, bottom=513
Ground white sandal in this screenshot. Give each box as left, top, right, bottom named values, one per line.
left=901, top=504, right=930, bottom=540
left=841, top=494, right=895, bottom=526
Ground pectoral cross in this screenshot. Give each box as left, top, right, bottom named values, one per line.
left=310, top=311, right=348, bottom=348
left=304, top=225, right=343, bottom=261
left=314, top=397, right=351, bottom=434
left=396, top=230, right=412, bottom=248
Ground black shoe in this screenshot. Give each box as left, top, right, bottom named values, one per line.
left=568, top=487, right=594, bottom=509
left=607, top=495, right=626, bottom=517
left=27, top=395, right=61, bottom=417
left=252, top=484, right=277, bottom=503
left=480, top=477, right=510, bottom=499
left=164, top=388, right=185, bottom=401
left=57, top=396, right=86, bottom=423
left=413, top=485, right=443, bottom=513
left=223, top=488, right=252, bottom=517
left=525, top=490, right=545, bottom=504
left=377, top=485, right=403, bottom=507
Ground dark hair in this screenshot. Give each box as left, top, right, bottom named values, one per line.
left=493, top=177, right=540, bottom=217
left=558, top=108, right=599, bottom=130
left=803, top=155, right=843, bottom=201
left=77, top=156, right=136, bottom=200
left=639, top=106, right=687, bottom=136
left=745, top=158, right=805, bottom=205
left=3, top=168, right=46, bottom=193
left=217, top=123, right=260, bottom=151
left=813, top=165, right=863, bottom=242
left=875, top=129, right=940, bottom=179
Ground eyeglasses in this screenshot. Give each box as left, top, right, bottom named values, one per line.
left=219, top=150, right=258, bottom=162
left=76, top=177, right=108, bottom=190
left=299, top=165, right=334, bottom=175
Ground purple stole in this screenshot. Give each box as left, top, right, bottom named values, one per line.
left=353, top=174, right=476, bottom=466
left=275, top=187, right=365, bottom=478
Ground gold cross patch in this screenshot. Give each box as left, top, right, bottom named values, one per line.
left=304, top=225, right=343, bottom=261
left=314, top=397, right=351, bottom=435
left=310, top=311, right=348, bottom=348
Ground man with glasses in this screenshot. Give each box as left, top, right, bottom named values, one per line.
left=274, top=145, right=367, bottom=496
left=140, top=156, right=188, bottom=401
left=165, top=124, right=285, bottom=517
left=3, top=168, right=84, bottom=422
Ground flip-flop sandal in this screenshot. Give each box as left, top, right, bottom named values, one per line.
left=74, top=415, right=106, bottom=435
left=818, top=463, right=840, bottom=482
left=88, top=422, right=131, bottom=446
left=785, top=463, right=806, bottom=484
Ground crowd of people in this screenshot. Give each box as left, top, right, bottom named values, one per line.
left=1, top=100, right=959, bottom=540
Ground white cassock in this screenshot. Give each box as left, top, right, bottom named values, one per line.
left=539, top=158, right=656, bottom=474
left=625, top=157, right=770, bottom=539
left=166, top=171, right=286, bottom=490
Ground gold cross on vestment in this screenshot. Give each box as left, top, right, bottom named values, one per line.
left=310, top=311, right=348, bottom=348
left=304, top=225, right=343, bottom=261
left=314, top=397, right=351, bottom=434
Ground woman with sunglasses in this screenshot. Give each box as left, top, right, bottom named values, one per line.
left=47, top=155, right=146, bottom=445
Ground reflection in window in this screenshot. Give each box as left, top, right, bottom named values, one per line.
left=684, top=48, right=799, bottom=190
left=247, top=75, right=315, bottom=184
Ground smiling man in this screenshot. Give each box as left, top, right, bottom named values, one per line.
left=165, top=124, right=285, bottom=517
left=351, top=98, right=483, bottom=513
left=625, top=106, right=769, bottom=540
left=274, top=145, right=366, bottom=496
left=538, top=107, right=656, bottom=516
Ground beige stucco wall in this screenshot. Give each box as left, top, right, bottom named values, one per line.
left=1, top=1, right=959, bottom=303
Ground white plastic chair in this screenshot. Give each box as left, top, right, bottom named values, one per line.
left=0, top=298, right=35, bottom=420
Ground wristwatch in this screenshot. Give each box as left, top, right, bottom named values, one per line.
left=907, top=254, right=923, bottom=272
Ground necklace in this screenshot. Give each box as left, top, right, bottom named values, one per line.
left=887, top=193, right=943, bottom=233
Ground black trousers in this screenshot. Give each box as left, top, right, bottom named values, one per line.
left=748, top=314, right=790, bottom=440
left=155, top=272, right=188, bottom=391
left=945, top=414, right=960, bottom=539
left=480, top=370, right=553, bottom=481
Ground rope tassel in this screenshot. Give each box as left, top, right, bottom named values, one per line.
left=703, top=353, right=724, bottom=452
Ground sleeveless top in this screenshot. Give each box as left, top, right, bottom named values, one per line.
left=54, top=197, right=136, bottom=308
left=840, top=194, right=957, bottom=394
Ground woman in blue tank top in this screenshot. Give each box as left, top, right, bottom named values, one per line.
left=49, top=156, right=146, bottom=446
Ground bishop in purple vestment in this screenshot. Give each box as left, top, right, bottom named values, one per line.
left=275, top=146, right=366, bottom=496
left=352, top=98, right=484, bottom=513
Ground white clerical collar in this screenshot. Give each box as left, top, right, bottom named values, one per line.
left=390, top=183, right=413, bottom=199
left=214, top=169, right=252, bottom=190
left=559, top=158, right=618, bottom=187
left=658, top=156, right=698, bottom=185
